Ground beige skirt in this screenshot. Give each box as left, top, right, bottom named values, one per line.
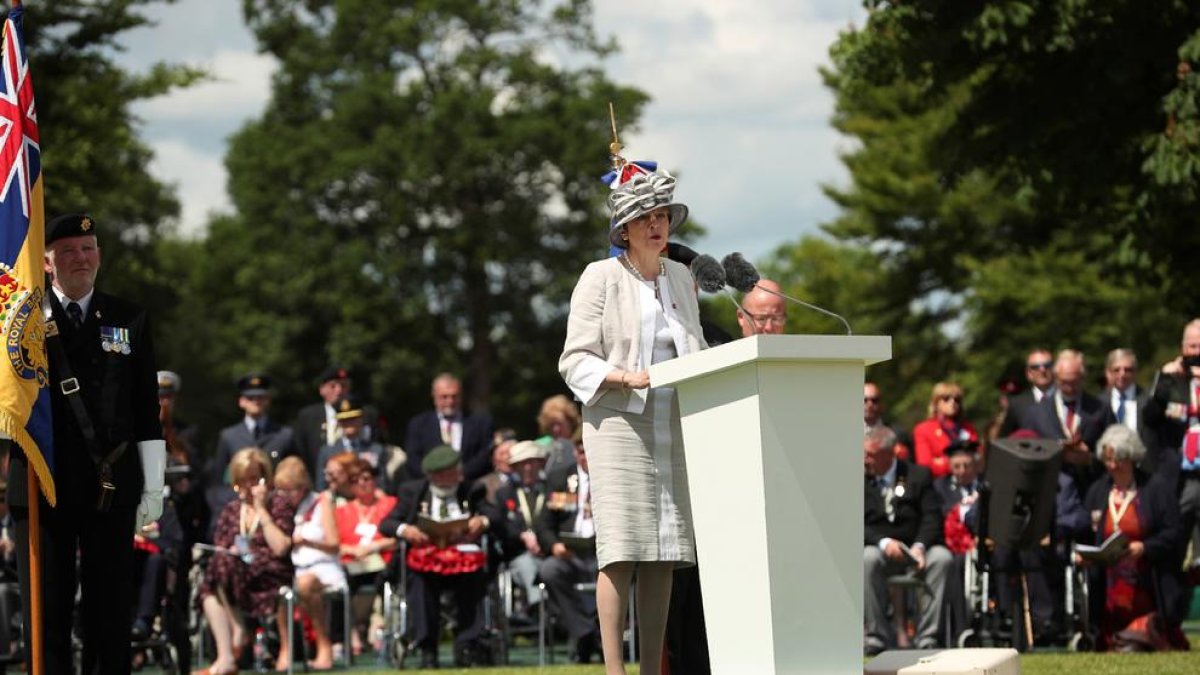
left=582, top=387, right=695, bottom=569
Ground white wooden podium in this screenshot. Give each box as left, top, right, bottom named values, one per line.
left=650, top=334, right=892, bottom=675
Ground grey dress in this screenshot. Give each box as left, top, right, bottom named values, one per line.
left=559, top=257, right=706, bottom=568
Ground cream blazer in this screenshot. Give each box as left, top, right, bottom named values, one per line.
left=559, top=257, right=708, bottom=415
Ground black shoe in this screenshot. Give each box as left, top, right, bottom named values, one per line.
left=573, top=632, right=600, bottom=664
left=419, top=648, right=439, bottom=669
left=130, top=618, right=151, bottom=642
left=863, top=641, right=886, bottom=657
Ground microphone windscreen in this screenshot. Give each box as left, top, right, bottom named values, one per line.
left=690, top=254, right=727, bottom=294
left=722, top=252, right=760, bottom=292
left=666, top=242, right=699, bottom=267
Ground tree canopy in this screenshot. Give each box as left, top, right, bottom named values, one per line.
left=759, top=0, right=1200, bottom=426
left=168, top=0, right=648, bottom=438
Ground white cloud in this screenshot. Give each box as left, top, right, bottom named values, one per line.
left=147, top=139, right=230, bottom=238
left=114, top=0, right=867, bottom=257
left=135, top=50, right=276, bottom=124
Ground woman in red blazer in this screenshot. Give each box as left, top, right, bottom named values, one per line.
left=912, top=382, right=978, bottom=479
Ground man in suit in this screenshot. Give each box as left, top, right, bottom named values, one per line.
left=1017, top=349, right=1107, bottom=492
left=494, top=440, right=550, bottom=621
left=735, top=278, right=787, bottom=337
left=314, top=393, right=404, bottom=494
left=996, top=348, right=1056, bottom=438
left=380, top=446, right=504, bottom=668
left=291, top=365, right=381, bottom=475
left=7, top=214, right=165, bottom=674
left=863, top=425, right=952, bottom=655
left=1101, top=349, right=1160, bottom=474
left=536, top=441, right=601, bottom=663
left=204, top=373, right=295, bottom=518
left=865, top=381, right=913, bottom=461
left=404, top=373, right=494, bottom=481
left=1144, top=318, right=1200, bottom=570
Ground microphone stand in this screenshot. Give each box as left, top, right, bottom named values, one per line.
left=755, top=283, right=852, bottom=335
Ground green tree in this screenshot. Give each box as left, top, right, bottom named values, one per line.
left=185, top=0, right=647, bottom=433
left=26, top=0, right=204, bottom=299
left=767, top=1, right=1200, bottom=430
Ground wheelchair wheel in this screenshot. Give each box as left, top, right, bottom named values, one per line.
left=1068, top=632, right=1094, bottom=652
left=956, top=628, right=981, bottom=649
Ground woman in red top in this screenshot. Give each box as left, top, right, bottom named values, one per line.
left=334, top=458, right=397, bottom=655
left=911, top=382, right=977, bottom=479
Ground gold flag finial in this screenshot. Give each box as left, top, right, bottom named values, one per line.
left=608, top=102, right=624, bottom=170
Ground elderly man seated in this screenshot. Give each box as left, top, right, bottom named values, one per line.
left=863, top=426, right=952, bottom=655
left=494, top=440, right=550, bottom=622
left=380, top=445, right=503, bottom=668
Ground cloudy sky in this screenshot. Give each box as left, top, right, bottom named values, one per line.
left=114, top=1, right=866, bottom=262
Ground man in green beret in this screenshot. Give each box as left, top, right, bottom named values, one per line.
left=381, top=445, right=505, bottom=668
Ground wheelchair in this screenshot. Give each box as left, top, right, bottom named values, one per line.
left=381, top=537, right=507, bottom=668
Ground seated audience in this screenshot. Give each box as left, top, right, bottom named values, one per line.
left=381, top=446, right=503, bottom=668
left=495, top=440, right=551, bottom=618
left=912, top=382, right=978, bottom=479
left=195, top=448, right=296, bottom=675
left=316, top=394, right=405, bottom=494
left=321, top=451, right=357, bottom=506
left=277, top=457, right=344, bottom=670
left=335, top=458, right=398, bottom=656
left=535, top=441, right=602, bottom=663
left=863, top=426, right=952, bottom=654
left=537, top=395, right=581, bottom=474
left=1080, top=425, right=1189, bottom=651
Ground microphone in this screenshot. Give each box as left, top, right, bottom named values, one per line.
left=721, top=252, right=760, bottom=293
left=689, top=253, right=758, bottom=335
left=721, top=252, right=854, bottom=335
left=689, top=254, right=727, bottom=294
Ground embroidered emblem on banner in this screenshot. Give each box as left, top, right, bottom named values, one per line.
left=0, top=264, right=48, bottom=386
left=100, top=325, right=131, bottom=354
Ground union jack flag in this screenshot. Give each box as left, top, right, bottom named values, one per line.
left=600, top=159, right=657, bottom=189
left=0, top=3, right=55, bottom=506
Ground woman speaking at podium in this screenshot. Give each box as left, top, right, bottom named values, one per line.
left=559, top=144, right=707, bottom=673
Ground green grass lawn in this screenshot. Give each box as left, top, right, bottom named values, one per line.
left=335, top=634, right=1200, bottom=675
left=340, top=647, right=1200, bottom=675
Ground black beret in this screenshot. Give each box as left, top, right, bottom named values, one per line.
left=333, top=393, right=365, bottom=420
left=421, top=445, right=462, bottom=475
left=945, top=439, right=980, bottom=458
left=237, top=372, right=271, bottom=396
left=46, top=213, right=98, bottom=245
left=319, top=364, right=351, bottom=384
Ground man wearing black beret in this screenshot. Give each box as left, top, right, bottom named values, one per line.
left=7, top=214, right=164, bottom=674
left=291, top=364, right=382, bottom=475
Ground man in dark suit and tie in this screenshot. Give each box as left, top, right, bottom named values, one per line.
left=7, top=214, right=165, bottom=674
left=863, top=426, right=952, bottom=655
left=404, top=373, right=494, bottom=481
left=1017, top=349, right=1107, bottom=492
left=291, top=364, right=382, bottom=475
left=1144, top=318, right=1200, bottom=571
left=1101, top=349, right=1160, bottom=474
left=204, top=373, right=295, bottom=517
left=996, top=348, right=1056, bottom=438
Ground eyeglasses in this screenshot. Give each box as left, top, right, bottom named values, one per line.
left=1026, top=361, right=1053, bottom=371
left=748, top=313, right=787, bottom=326
left=939, top=395, right=963, bottom=403
left=864, top=396, right=881, bottom=403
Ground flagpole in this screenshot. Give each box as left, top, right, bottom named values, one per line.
left=26, top=464, right=43, bottom=675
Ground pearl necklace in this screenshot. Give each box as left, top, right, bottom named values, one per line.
left=622, top=252, right=666, bottom=301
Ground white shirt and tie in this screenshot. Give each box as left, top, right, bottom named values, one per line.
left=439, top=413, right=462, bottom=450
left=1111, top=386, right=1138, bottom=432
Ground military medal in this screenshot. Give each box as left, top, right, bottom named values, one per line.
left=894, top=484, right=906, bottom=499
left=100, top=325, right=132, bottom=354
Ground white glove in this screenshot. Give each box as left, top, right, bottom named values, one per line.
left=136, top=439, right=167, bottom=529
